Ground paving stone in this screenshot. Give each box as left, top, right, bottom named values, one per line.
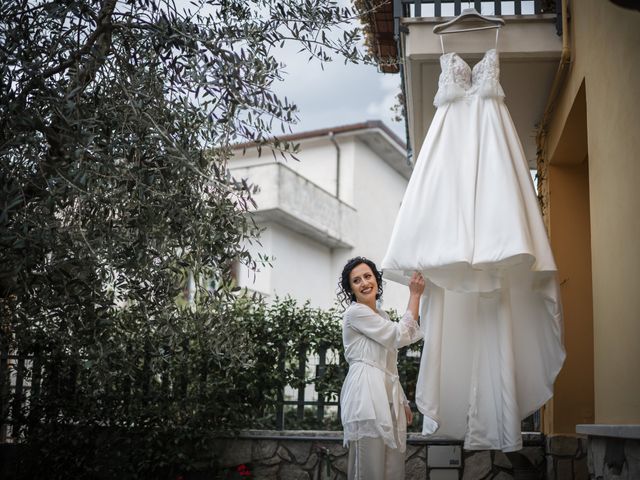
left=508, top=451, right=544, bottom=479
left=588, top=437, right=607, bottom=477
left=463, top=451, right=492, bottom=480
left=282, top=440, right=311, bottom=464
left=547, top=435, right=579, bottom=457
left=545, top=455, right=555, bottom=480
left=494, top=451, right=512, bottom=469
left=314, top=457, right=333, bottom=480
left=513, top=470, right=540, bottom=480
left=253, top=439, right=278, bottom=461
left=519, top=447, right=545, bottom=467
left=574, top=454, right=589, bottom=480
left=555, top=458, right=573, bottom=479
left=258, top=453, right=282, bottom=466
left=405, top=456, right=426, bottom=479
left=280, top=463, right=310, bottom=480
left=333, top=454, right=348, bottom=473
left=625, top=440, right=640, bottom=480
left=492, top=472, right=514, bottom=480
left=587, top=441, right=594, bottom=475
left=603, top=463, right=629, bottom=480
left=328, top=443, right=348, bottom=456
left=333, top=470, right=347, bottom=480
left=277, top=444, right=294, bottom=462
left=407, top=444, right=426, bottom=460
left=577, top=436, right=588, bottom=458
left=301, top=452, right=319, bottom=470
left=252, top=464, right=279, bottom=479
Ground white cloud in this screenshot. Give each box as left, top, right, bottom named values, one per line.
left=270, top=40, right=406, bottom=138
left=365, top=75, right=402, bottom=125
left=171, top=0, right=407, bottom=140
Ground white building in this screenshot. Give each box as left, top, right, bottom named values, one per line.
left=230, top=120, right=413, bottom=312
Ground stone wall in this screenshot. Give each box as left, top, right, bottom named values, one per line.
left=1, top=431, right=600, bottom=479
left=214, top=431, right=348, bottom=479
left=545, top=435, right=589, bottom=480
left=586, top=437, right=640, bottom=479
left=213, top=431, right=553, bottom=480
left=576, top=425, right=640, bottom=480
left=215, top=430, right=429, bottom=479
left=462, top=443, right=547, bottom=480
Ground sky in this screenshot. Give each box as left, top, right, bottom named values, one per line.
left=170, top=0, right=405, bottom=139
left=172, top=0, right=538, bottom=143
left=269, top=37, right=405, bottom=139
left=266, top=1, right=537, bottom=140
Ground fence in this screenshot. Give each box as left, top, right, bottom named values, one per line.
left=395, top=0, right=551, bottom=19
left=0, top=352, right=32, bottom=443
left=275, top=346, right=342, bottom=431
left=1, top=346, right=538, bottom=444
left=0, top=348, right=346, bottom=441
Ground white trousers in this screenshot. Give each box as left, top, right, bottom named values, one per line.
left=347, top=409, right=405, bottom=480
left=347, top=436, right=405, bottom=480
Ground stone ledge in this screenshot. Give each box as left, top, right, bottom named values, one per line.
left=576, top=424, right=640, bottom=440
left=231, top=430, right=544, bottom=445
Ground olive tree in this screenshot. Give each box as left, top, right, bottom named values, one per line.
left=0, top=0, right=362, bottom=477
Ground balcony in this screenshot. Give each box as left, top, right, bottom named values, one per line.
left=363, top=0, right=562, bottom=167
left=230, top=163, right=356, bottom=248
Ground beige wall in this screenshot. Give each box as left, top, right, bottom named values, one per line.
left=549, top=160, right=595, bottom=433
left=546, top=0, right=640, bottom=424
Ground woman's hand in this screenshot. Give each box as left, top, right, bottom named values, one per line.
left=409, top=271, right=425, bottom=297
left=407, top=271, right=425, bottom=322
left=404, top=404, right=413, bottom=426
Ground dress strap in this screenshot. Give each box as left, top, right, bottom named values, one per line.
left=440, top=34, right=445, bottom=54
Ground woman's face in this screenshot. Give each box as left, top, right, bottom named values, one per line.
left=349, top=263, right=378, bottom=305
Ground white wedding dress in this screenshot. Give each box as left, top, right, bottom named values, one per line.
left=382, top=46, right=566, bottom=452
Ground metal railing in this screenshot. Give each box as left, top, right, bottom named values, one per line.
left=0, top=348, right=346, bottom=440
left=393, top=0, right=552, bottom=40
left=0, top=352, right=33, bottom=443
left=389, top=0, right=559, bottom=163
left=395, top=0, right=546, bottom=21
left=1, top=347, right=538, bottom=441
left=275, top=346, right=342, bottom=431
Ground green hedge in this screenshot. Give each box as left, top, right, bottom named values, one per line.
left=2, top=295, right=423, bottom=478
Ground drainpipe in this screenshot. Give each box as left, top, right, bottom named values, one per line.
left=328, top=131, right=341, bottom=199
left=535, top=0, right=571, bottom=219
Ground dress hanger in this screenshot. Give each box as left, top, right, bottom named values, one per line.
left=433, top=5, right=505, bottom=35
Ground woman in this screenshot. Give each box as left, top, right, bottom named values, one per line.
left=338, top=256, right=425, bottom=480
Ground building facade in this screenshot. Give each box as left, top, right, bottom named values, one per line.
left=538, top=0, right=640, bottom=431
left=230, top=121, right=413, bottom=313
left=360, top=1, right=639, bottom=477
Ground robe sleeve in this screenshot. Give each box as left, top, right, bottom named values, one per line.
left=345, top=304, right=423, bottom=350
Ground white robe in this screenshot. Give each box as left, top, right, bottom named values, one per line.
left=340, top=303, right=423, bottom=452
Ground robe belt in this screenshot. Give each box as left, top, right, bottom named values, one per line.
left=350, top=358, right=405, bottom=434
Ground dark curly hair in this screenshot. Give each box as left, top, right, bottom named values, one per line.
left=337, top=256, right=384, bottom=308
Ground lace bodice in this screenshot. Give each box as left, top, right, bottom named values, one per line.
left=433, top=49, right=505, bottom=107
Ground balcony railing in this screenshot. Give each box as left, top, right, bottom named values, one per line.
left=373, top=0, right=560, bottom=161
left=394, top=0, right=554, bottom=24
left=397, top=0, right=550, bottom=17
left=393, top=0, right=558, bottom=43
